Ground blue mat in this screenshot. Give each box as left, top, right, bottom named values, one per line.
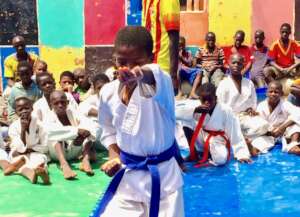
left=183, top=144, right=300, bottom=217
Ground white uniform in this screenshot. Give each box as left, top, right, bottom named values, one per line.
left=33, top=93, right=78, bottom=122
left=98, top=64, right=184, bottom=217
left=79, top=94, right=102, bottom=142
left=177, top=102, right=250, bottom=165
left=256, top=99, right=300, bottom=152
left=44, top=106, right=97, bottom=161
left=0, top=131, right=9, bottom=162
left=8, top=116, right=48, bottom=171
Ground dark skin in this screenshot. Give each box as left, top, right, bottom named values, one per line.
left=74, top=68, right=91, bottom=91
left=88, top=80, right=107, bottom=117
left=38, top=75, right=56, bottom=106
left=194, top=91, right=252, bottom=163
left=290, top=84, right=300, bottom=98
left=168, top=30, right=180, bottom=90
left=18, top=66, right=33, bottom=89
left=254, top=31, right=265, bottom=48
left=101, top=45, right=156, bottom=177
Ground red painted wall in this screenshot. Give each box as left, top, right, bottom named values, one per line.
left=85, top=0, right=125, bottom=45
left=252, top=0, right=295, bottom=47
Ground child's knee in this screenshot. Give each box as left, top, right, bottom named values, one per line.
left=210, top=144, right=228, bottom=166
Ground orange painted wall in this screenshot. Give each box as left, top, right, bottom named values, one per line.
left=252, top=0, right=295, bottom=47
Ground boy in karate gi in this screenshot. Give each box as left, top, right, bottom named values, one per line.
left=95, top=26, right=184, bottom=217
left=8, top=97, right=49, bottom=184
left=33, top=72, right=78, bottom=122
left=177, top=83, right=252, bottom=166
left=45, top=90, right=96, bottom=179
left=250, top=81, right=300, bottom=155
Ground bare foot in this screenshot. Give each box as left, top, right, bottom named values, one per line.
left=80, top=157, right=94, bottom=176
left=35, top=166, right=51, bottom=185
left=288, top=145, right=300, bottom=155
left=245, top=139, right=260, bottom=157
left=21, top=167, right=37, bottom=184
left=4, top=157, right=26, bottom=175
left=61, top=163, right=77, bottom=180
left=0, top=160, right=10, bottom=171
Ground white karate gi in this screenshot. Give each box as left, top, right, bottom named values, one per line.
left=98, top=64, right=184, bottom=217
left=33, top=93, right=78, bottom=122
left=177, top=102, right=250, bottom=165
left=256, top=99, right=300, bottom=152
left=8, top=116, right=48, bottom=171
left=0, top=132, right=9, bottom=162
left=45, top=106, right=97, bottom=161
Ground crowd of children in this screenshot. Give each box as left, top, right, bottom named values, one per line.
left=0, top=23, right=299, bottom=217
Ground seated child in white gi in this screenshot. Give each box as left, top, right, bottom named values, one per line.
left=94, top=26, right=184, bottom=217
left=45, top=90, right=96, bottom=179
left=33, top=72, right=78, bottom=121
left=178, top=83, right=252, bottom=166
left=250, top=81, right=300, bottom=155
left=79, top=73, right=109, bottom=143
left=8, top=97, right=49, bottom=184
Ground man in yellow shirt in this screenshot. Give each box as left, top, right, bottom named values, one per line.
left=142, top=0, right=180, bottom=89
left=3, top=36, right=38, bottom=95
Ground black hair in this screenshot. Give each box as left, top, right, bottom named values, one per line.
left=92, top=73, right=110, bottom=86
left=268, top=80, right=283, bottom=91
left=280, top=23, right=291, bottom=31
left=36, top=72, right=54, bottom=86
left=205, top=32, right=216, bottom=39
left=114, top=26, right=153, bottom=56
left=255, top=29, right=265, bottom=37
left=195, top=82, right=216, bottom=96
left=15, top=96, right=33, bottom=106
left=60, top=70, right=75, bottom=81
left=179, top=36, right=186, bottom=43
left=235, top=30, right=245, bottom=38
left=17, top=61, right=32, bottom=71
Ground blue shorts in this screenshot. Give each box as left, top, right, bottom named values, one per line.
left=179, top=67, right=202, bottom=85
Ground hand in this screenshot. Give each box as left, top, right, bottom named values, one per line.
left=100, top=157, right=122, bottom=177
left=246, top=108, right=258, bottom=116
left=117, top=66, right=143, bottom=84
left=77, top=129, right=90, bottom=138
left=238, top=158, right=252, bottom=164
left=67, top=84, right=74, bottom=93
left=271, top=127, right=285, bottom=138
left=194, top=105, right=210, bottom=114
left=20, top=117, right=30, bottom=131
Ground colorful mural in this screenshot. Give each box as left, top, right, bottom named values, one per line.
left=0, top=0, right=299, bottom=89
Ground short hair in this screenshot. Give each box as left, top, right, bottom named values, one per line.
left=92, top=73, right=110, bottom=86
left=205, top=32, right=216, bottom=39
left=17, top=61, right=32, bottom=71
left=195, top=82, right=216, bottom=96
left=15, top=96, right=33, bottom=106
left=268, top=80, right=283, bottom=91
left=114, top=26, right=153, bottom=56
left=235, top=30, right=245, bottom=38
left=230, top=53, right=245, bottom=62
left=255, top=29, right=265, bottom=37
left=280, top=23, right=291, bottom=30
left=179, top=36, right=186, bottom=43
left=34, top=59, right=47, bottom=68
left=50, top=90, right=67, bottom=101
left=60, top=70, right=75, bottom=81
left=36, top=72, right=54, bottom=86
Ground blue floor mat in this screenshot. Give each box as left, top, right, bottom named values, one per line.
left=183, top=144, right=300, bottom=217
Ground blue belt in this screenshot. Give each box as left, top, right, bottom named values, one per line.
left=90, top=142, right=177, bottom=217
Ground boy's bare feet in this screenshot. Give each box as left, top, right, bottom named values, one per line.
left=21, top=167, right=37, bottom=184
left=61, top=163, right=77, bottom=180
left=35, top=166, right=50, bottom=185
left=3, top=156, right=26, bottom=175
left=245, top=138, right=260, bottom=157
left=0, top=160, right=10, bottom=171
left=80, top=156, right=94, bottom=176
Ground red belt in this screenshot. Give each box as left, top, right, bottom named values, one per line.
left=189, top=113, right=231, bottom=167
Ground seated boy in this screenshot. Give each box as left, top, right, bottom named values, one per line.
left=251, top=81, right=300, bottom=155
left=8, top=97, right=49, bottom=184
left=59, top=71, right=80, bottom=103
left=193, top=32, right=225, bottom=97
left=8, top=61, right=42, bottom=122
left=178, top=83, right=251, bottom=166
left=177, top=36, right=202, bottom=99
left=288, top=79, right=300, bottom=107
left=223, top=30, right=252, bottom=76
left=79, top=73, right=109, bottom=143
left=32, top=59, right=48, bottom=83
left=95, top=26, right=184, bottom=217
left=73, top=68, right=92, bottom=102
left=250, top=30, right=269, bottom=88
left=34, top=72, right=78, bottom=121
left=45, top=90, right=96, bottom=179
left=264, top=23, right=300, bottom=94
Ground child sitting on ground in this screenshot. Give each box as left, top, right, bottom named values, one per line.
left=177, top=83, right=251, bottom=166
left=8, top=97, right=49, bottom=184
left=45, top=90, right=96, bottom=179
left=34, top=72, right=78, bottom=121
left=250, top=81, right=300, bottom=155
left=8, top=61, right=42, bottom=122
left=73, top=68, right=92, bottom=102
left=59, top=71, right=80, bottom=104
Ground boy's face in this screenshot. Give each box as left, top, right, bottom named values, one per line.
left=254, top=32, right=264, bottom=46
left=280, top=26, right=291, bottom=41
left=234, top=33, right=244, bottom=48
left=199, top=91, right=217, bottom=112
left=39, top=75, right=55, bottom=95
left=94, top=80, right=106, bottom=95
left=51, top=94, right=68, bottom=116
left=13, top=38, right=26, bottom=56
left=114, top=45, right=152, bottom=70
left=34, top=63, right=47, bottom=75
left=15, top=99, right=33, bottom=120
left=267, top=84, right=282, bottom=105
left=229, top=55, right=244, bottom=76
left=18, top=66, right=32, bottom=87
left=74, top=71, right=90, bottom=89
left=206, top=34, right=216, bottom=48
left=60, top=76, right=74, bottom=91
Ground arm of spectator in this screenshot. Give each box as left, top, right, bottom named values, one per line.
left=168, top=30, right=180, bottom=83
